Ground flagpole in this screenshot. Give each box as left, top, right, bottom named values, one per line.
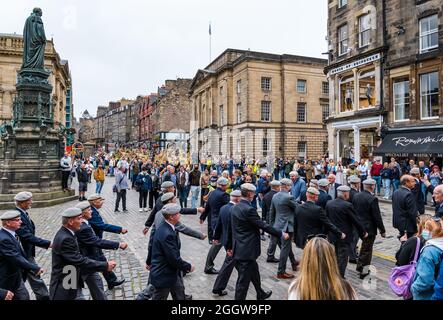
left=209, top=21, right=212, bottom=63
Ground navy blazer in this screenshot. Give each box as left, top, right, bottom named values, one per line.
left=75, top=222, right=120, bottom=263
left=89, top=206, right=122, bottom=239
left=316, top=190, right=332, bottom=210
left=0, top=288, right=8, bottom=300
left=200, top=188, right=230, bottom=230
left=0, top=228, right=40, bottom=292
left=392, top=187, right=418, bottom=234
left=150, top=222, right=192, bottom=289
left=15, top=207, right=51, bottom=259
left=213, top=202, right=234, bottom=248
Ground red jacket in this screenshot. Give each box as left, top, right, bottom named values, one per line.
left=370, top=163, right=383, bottom=177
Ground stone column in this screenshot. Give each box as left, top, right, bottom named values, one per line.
left=353, top=125, right=360, bottom=163
left=336, top=129, right=341, bottom=162
left=352, top=68, right=359, bottom=111
left=374, top=61, right=381, bottom=106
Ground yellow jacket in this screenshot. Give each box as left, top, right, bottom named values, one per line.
left=93, top=167, right=105, bottom=182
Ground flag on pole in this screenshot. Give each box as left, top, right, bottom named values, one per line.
left=209, top=22, right=211, bottom=35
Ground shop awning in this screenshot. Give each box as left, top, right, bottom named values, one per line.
left=374, top=129, right=443, bottom=157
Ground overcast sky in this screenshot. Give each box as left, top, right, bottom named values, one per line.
left=2, top=0, right=327, bottom=118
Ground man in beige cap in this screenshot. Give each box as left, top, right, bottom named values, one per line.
left=0, top=210, right=44, bottom=300
left=410, top=167, right=426, bottom=215
left=14, top=191, right=51, bottom=300
left=49, top=207, right=116, bottom=300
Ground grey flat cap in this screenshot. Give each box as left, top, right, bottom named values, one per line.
left=1, top=210, right=21, bottom=220
left=61, top=207, right=82, bottom=218
left=241, top=183, right=256, bottom=192
left=161, top=192, right=175, bottom=202
left=307, top=187, right=320, bottom=196
left=162, top=203, right=181, bottom=217
left=363, top=178, right=376, bottom=185
left=337, top=185, right=351, bottom=192
left=318, top=179, right=330, bottom=187
left=161, top=181, right=174, bottom=189
left=349, top=175, right=361, bottom=184
left=270, top=180, right=281, bottom=187
left=217, top=177, right=228, bottom=186
left=309, top=182, right=318, bottom=188
left=87, top=193, right=104, bottom=201
left=230, top=190, right=242, bottom=197
left=410, top=167, right=420, bottom=175
left=280, top=178, right=293, bottom=187
left=76, top=201, right=91, bottom=211
left=14, top=191, right=33, bottom=201
left=310, top=179, right=319, bottom=186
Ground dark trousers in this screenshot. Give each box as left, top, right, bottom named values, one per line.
left=81, top=272, right=107, bottom=300
left=97, top=250, right=118, bottom=286
left=139, top=190, right=148, bottom=208
left=278, top=233, right=294, bottom=274
left=207, top=216, right=214, bottom=242
left=177, top=186, right=189, bottom=208
left=357, top=235, right=376, bottom=273
left=115, top=190, right=127, bottom=210
left=27, top=256, right=49, bottom=300
left=213, top=253, right=235, bottom=292
left=267, top=236, right=296, bottom=264
left=234, top=259, right=266, bottom=300
left=149, top=190, right=159, bottom=209
left=205, top=242, right=222, bottom=271
left=334, top=240, right=351, bottom=278
left=62, top=171, right=70, bottom=189
left=13, top=279, right=30, bottom=300
left=201, top=188, right=209, bottom=206
left=151, top=273, right=185, bottom=300
left=349, top=228, right=359, bottom=261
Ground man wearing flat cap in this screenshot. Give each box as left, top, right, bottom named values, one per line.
left=0, top=211, right=44, bottom=300
left=74, top=201, right=128, bottom=300
left=200, top=177, right=230, bottom=274
left=150, top=203, right=195, bottom=300
left=268, top=178, right=300, bottom=279
left=261, top=180, right=281, bottom=242
left=49, top=207, right=117, bottom=300
left=348, top=175, right=361, bottom=263
left=143, top=181, right=176, bottom=234
left=352, top=178, right=386, bottom=279
left=410, top=167, right=426, bottom=215
left=227, top=183, right=290, bottom=300
left=326, top=185, right=368, bottom=278
left=87, top=193, right=127, bottom=290
left=316, top=179, right=332, bottom=210
left=14, top=191, right=51, bottom=300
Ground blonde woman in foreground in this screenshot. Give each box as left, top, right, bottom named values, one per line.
left=288, top=236, right=357, bottom=300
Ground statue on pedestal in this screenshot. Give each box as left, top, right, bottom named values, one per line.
left=22, top=8, right=46, bottom=70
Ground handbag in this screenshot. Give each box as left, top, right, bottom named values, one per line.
left=389, top=237, right=421, bottom=299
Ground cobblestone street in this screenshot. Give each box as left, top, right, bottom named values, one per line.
left=4, top=177, right=436, bottom=300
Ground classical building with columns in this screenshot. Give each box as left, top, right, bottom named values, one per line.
left=189, top=49, right=328, bottom=163
left=324, top=0, right=385, bottom=164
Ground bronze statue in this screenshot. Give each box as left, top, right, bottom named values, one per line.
left=22, top=8, right=46, bottom=70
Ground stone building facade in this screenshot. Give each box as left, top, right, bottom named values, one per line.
left=0, top=34, right=72, bottom=127
left=189, top=49, right=328, bottom=163
left=139, top=94, right=158, bottom=144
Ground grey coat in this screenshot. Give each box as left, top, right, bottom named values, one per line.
left=269, top=191, right=298, bottom=233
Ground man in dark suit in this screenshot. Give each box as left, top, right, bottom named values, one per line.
left=0, top=288, right=13, bottom=300
left=352, top=179, right=386, bottom=279
left=261, top=180, right=280, bottom=241
left=269, top=178, right=299, bottom=279
left=326, top=186, right=367, bottom=278
left=14, top=191, right=51, bottom=300
left=316, top=179, right=332, bottom=209
left=0, top=211, right=43, bottom=300
left=226, top=183, right=289, bottom=300
left=410, top=167, right=426, bottom=214
left=422, top=177, right=443, bottom=218
left=348, top=175, right=361, bottom=263
left=143, top=181, right=176, bottom=234
left=327, top=174, right=341, bottom=199
left=75, top=201, right=128, bottom=300
left=150, top=203, right=195, bottom=300
left=49, top=207, right=116, bottom=300
left=200, top=177, right=230, bottom=274
left=212, top=190, right=242, bottom=296
left=87, top=193, right=127, bottom=290
left=294, top=187, right=344, bottom=249
left=392, top=175, right=418, bottom=240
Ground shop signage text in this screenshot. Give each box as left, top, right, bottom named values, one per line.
left=330, top=53, right=381, bottom=75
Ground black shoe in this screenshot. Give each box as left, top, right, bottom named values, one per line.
left=184, top=294, right=193, bottom=300
left=204, top=268, right=219, bottom=275
left=123, top=209, right=129, bottom=212
left=258, top=290, right=272, bottom=300
left=266, top=257, right=279, bottom=263
left=108, top=278, right=125, bottom=290
left=349, top=259, right=357, bottom=264
left=114, top=209, right=120, bottom=212
left=359, top=271, right=370, bottom=280
left=212, top=290, right=228, bottom=296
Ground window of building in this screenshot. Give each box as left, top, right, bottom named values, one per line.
left=322, top=81, right=329, bottom=95
left=237, top=80, right=241, bottom=94
left=297, top=103, right=306, bottom=122
left=261, top=77, right=272, bottom=91
left=339, top=74, right=354, bottom=112
left=298, top=141, right=307, bottom=160
left=419, top=14, right=438, bottom=53
left=262, top=138, right=268, bottom=157
left=322, top=104, right=330, bottom=121
left=358, top=69, right=376, bottom=109
left=393, top=79, right=410, bottom=122
left=323, top=141, right=328, bottom=156
left=297, top=80, right=307, bottom=93
left=261, top=101, right=271, bottom=122
left=359, top=14, right=371, bottom=47
left=338, top=24, right=348, bottom=56
left=420, top=72, right=439, bottom=119
left=338, top=0, right=347, bottom=8
left=237, top=103, right=242, bottom=123
left=219, top=105, right=224, bottom=126
left=220, top=86, right=223, bottom=96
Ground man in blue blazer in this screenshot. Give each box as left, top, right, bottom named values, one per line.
left=0, top=210, right=44, bottom=300
left=14, top=191, right=51, bottom=300
left=150, top=203, right=194, bottom=300
left=87, top=193, right=127, bottom=289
